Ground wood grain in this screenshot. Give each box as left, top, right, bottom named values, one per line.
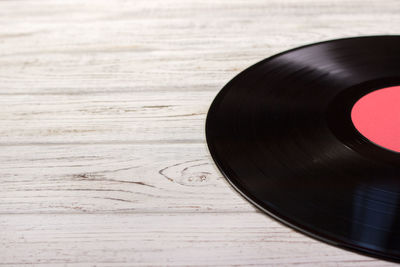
left=0, top=92, right=210, bottom=144
left=0, top=143, right=256, bottom=214
left=0, top=0, right=399, bottom=265
left=1, top=213, right=395, bottom=266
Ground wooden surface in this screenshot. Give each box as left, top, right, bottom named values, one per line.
left=1, top=0, right=400, bottom=265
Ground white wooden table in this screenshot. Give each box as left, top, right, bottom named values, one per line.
left=1, top=0, right=399, bottom=265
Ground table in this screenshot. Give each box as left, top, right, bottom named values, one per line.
left=1, top=0, right=399, bottom=265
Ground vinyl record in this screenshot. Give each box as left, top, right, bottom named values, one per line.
left=206, top=36, right=400, bottom=261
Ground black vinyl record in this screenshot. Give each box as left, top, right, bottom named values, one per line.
left=206, top=36, right=400, bottom=261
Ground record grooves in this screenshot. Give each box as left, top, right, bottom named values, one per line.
left=206, top=36, right=400, bottom=261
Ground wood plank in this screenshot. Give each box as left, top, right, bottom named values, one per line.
left=1, top=213, right=395, bottom=266
left=0, top=143, right=257, bottom=214
left=0, top=91, right=211, bottom=144
left=0, top=0, right=399, bottom=95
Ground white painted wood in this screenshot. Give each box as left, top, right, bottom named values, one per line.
left=0, top=143, right=256, bottom=214
left=0, top=213, right=396, bottom=266
left=0, top=92, right=210, bottom=144
left=0, top=0, right=399, bottom=265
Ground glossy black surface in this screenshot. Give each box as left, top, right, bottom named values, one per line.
left=206, top=36, right=400, bottom=261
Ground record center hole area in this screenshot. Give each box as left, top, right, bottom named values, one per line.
left=351, top=85, right=400, bottom=153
